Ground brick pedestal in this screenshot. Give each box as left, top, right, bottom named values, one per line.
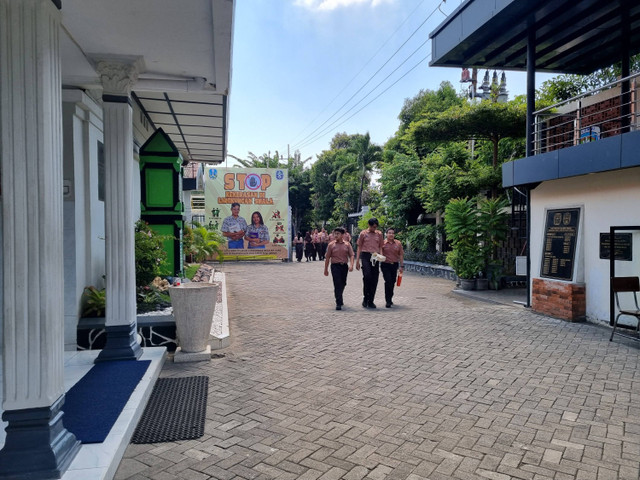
left=532, top=278, right=586, bottom=322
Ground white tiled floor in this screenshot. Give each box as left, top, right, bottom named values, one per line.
left=0, top=347, right=166, bottom=480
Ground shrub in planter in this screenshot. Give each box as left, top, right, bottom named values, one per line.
left=135, top=220, right=168, bottom=288
left=446, top=247, right=482, bottom=280
left=444, top=198, right=482, bottom=280
left=80, top=286, right=106, bottom=317
left=478, top=197, right=509, bottom=277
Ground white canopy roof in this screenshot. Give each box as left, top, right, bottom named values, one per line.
left=60, top=0, right=234, bottom=163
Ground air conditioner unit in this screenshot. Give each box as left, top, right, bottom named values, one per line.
left=515, top=256, right=527, bottom=276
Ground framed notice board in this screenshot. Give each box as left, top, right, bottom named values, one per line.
left=540, top=208, right=580, bottom=280
left=599, top=233, right=632, bottom=261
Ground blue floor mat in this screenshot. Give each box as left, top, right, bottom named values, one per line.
left=62, top=359, right=151, bottom=443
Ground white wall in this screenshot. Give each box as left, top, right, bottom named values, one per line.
left=530, top=167, right=640, bottom=324
left=62, top=90, right=105, bottom=349
left=59, top=91, right=157, bottom=349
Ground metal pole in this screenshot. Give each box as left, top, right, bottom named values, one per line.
left=525, top=22, right=536, bottom=308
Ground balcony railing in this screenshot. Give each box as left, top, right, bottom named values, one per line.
left=533, top=72, right=640, bottom=155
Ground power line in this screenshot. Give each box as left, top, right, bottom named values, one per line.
left=291, top=0, right=445, bottom=153
left=296, top=41, right=430, bottom=152
left=296, top=53, right=431, bottom=152
left=288, top=0, right=431, bottom=145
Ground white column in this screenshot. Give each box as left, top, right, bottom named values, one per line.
left=0, top=0, right=80, bottom=477
left=94, top=60, right=142, bottom=361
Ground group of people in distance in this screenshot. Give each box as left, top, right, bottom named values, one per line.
left=292, top=227, right=338, bottom=262
left=323, top=217, right=404, bottom=310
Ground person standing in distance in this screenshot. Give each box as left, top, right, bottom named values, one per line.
left=355, top=217, right=384, bottom=308
left=324, top=227, right=354, bottom=310
left=221, top=202, right=247, bottom=249
left=380, top=228, right=404, bottom=308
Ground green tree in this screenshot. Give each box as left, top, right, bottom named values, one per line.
left=339, top=132, right=382, bottom=213
left=391, top=82, right=465, bottom=158
left=379, top=153, right=424, bottom=227
left=310, top=149, right=341, bottom=224
left=288, top=152, right=313, bottom=235
left=409, top=100, right=526, bottom=197
left=228, top=151, right=284, bottom=168
left=398, top=81, right=464, bottom=134
left=538, top=54, right=640, bottom=102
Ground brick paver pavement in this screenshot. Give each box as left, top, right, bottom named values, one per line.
left=116, top=261, right=640, bottom=480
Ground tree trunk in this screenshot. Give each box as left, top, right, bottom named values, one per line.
left=357, top=164, right=366, bottom=213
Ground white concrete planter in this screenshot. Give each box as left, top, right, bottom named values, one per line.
left=168, top=283, right=219, bottom=353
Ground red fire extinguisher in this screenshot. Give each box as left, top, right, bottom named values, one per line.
left=396, top=271, right=403, bottom=287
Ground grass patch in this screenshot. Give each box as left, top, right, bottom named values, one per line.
left=184, top=263, right=201, bottom=280
left=224, top=255, right=278, bottom=261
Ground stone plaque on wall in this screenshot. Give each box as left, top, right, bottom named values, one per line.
left=540, top=208, right=580, bottom=281
left=599, top=233, right=632, bottom=261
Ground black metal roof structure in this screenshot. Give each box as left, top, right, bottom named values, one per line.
left=430, top=0, right=640, bottom=74
left=133, top=92, right=227, bottom=164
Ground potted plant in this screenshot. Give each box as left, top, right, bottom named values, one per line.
left=444, top=198, right=482, bottom=289
left=446, top=247, right=482, bottom=290
left=478, top=197, right=509, bottom=289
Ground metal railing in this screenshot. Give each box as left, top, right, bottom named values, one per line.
left=533, top=72, right=640, bottom=155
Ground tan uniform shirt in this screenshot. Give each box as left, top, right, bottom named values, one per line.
left=382, top=239, right=404, bottom=263
left=357, top=230, right=383, bottom=253
left=326, top=241, right=354, bottom=264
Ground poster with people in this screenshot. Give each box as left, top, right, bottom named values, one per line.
left=204, top=167, right=289, bottom=259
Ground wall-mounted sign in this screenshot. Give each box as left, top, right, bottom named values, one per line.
left=540, top=208, right=580, bottom=281
left=599, top=233, right=632, bottom=261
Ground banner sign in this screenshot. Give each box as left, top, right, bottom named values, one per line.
left=204, top=167, right=289, bottom=259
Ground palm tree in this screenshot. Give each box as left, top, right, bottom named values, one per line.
left=341, top=133, right=382, bottom=213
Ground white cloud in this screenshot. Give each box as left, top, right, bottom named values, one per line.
left=294, top=0, right=393, bottom=12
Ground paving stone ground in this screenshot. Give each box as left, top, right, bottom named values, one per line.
left=116, top=261, right=640, bottom=480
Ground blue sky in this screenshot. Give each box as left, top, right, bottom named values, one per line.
left=226, top=0, right=555, bottom=166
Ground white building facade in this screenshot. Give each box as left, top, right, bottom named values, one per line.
left=0, top=1, right=234, bottom=477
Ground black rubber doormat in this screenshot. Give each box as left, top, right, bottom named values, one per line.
left=131, top=376, right=208, bottom=444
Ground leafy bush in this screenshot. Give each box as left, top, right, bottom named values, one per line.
left=135, top=220, right=168, bottom=288
left=446, top=247, right=483, bottom=279
left=80, top=286, right=106, bottom=317
left=444, top=198, right=482, bottom=279
left=184, top=224, right=224, bottom=263
left=136, top=284, right=171, bottom=314
left=398, top=224, right=441, bottom=253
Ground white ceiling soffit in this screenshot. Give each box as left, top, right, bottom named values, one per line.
left=60, top=0, right=234, bottom=163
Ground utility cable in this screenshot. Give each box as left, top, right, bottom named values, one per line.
left=295, top=43, right=430, bottom=152
left=289, top=0, right=430, bottom=145
left=291, top=0, right=445, bottom=151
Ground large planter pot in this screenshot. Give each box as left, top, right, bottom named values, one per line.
left=459, top=278, right=476, bottom=291
left=475, top=278, right=488, bottom=290
left=169, top=282, right=219, bottom=353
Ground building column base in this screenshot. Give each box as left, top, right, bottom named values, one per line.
left=532, top=278, right=586, bottom=322
left=95, top=322, right=143, bottom=362
left=0, top=396, right=81, bottom=480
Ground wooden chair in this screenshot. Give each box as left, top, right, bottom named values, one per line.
left=610, top=276, right=640, bottom=341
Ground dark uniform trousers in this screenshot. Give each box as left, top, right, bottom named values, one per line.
left=330, top=263, right=349, bottom=306
left=380, top=262, right=399, bottom=304
left=360, top=252, right=379, bottom=304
